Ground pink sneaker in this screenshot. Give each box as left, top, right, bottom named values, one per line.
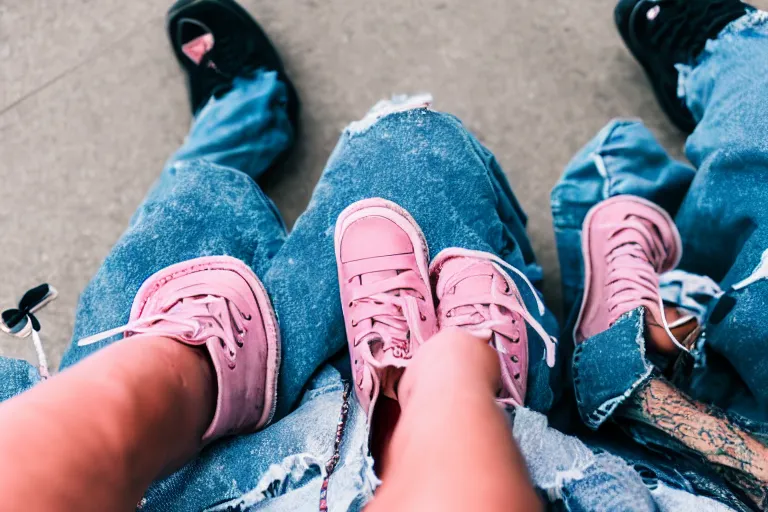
left=79, top=256, right=280, bottom=444
left=430, top=249, right=557, bottom=407
left=574, top=195, right=684, bottom=353
left=335, top=199, right=437, bottom=418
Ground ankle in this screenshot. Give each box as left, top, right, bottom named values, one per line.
left=127, top=336, right=216, bottom=435
left=82, top=337, right=216, bottom=471
left=644, top=305, right=699, bottom=353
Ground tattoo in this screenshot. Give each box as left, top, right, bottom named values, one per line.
left=619, top=378, right=768, bottom=507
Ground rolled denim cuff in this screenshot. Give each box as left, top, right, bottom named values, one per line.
left=573, top=308, right=654, bottom=429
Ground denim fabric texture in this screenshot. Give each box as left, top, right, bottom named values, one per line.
left=572, top=309, right=653, bottom=429
left=0, top=75, right=564, bottom=508
left=2, top=12, right=767, bottom=511
left=674, top=11, right=768, bottom=427
left=512, top=408, right=743, bottom=511
left=585, top=429, right=754, bottom=512
left=554, top=10, right=768, bottom=432
left=550, top=11, right=768, bottom=511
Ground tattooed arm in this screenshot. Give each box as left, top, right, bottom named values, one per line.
left=618, top=378, right=768, bottom=507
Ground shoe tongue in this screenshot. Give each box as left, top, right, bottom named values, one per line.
left=358, top=268, right=416, bottom=348
left=182, top=33, right=214, bottom=65
left=613, top=219, right=666, bottom=269
left=377, top=367, right=404, bottom=401
left=359, top=312, right=408, bottom=402
left=141, top=296, right=216, bottom=345
left=440, top=258, right=496, bottom=320
left=163, top=296, right=213, bottom=323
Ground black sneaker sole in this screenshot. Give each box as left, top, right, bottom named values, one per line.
left=166, top=0, right=300, bottom=135
left=615, top=0, right=697, bottom=133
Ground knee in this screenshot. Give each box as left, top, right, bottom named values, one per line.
left=324, top=106, right=492, bottom=200
left=341, top=100, right=475, bottom=165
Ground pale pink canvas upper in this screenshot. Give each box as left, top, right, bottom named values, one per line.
left=430, top=248, right=557, bottom=407
left=79, top=256, right=280, bottom=444
left=575, top=195, right=683, bottom=353
left=335, top=199, right=437, bottom=418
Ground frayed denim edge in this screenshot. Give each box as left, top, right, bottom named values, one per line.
left=203, top=453, right=325, bottom=511
left=677, top=10, right=768, bottom=100
left=345, top=94, right=434, bottom=136
left=573, top=309, right=654, bottom=430
left=511, top=408, right=599, bottom=501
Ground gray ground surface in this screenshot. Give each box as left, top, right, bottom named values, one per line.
left=1, top=0, right=705, bottom=368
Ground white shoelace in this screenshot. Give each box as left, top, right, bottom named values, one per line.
left=433, top=248, right=558, bottom=368
left=349, top=271, right=429, bottom=366
left=78, top=295, right=246, bottom=367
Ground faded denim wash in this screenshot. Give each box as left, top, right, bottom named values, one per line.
left=5, top=11, right=768, bottom=510
left=553, top=9, right=768, bottom=432
left=0, top=77, right=566, bottom=508
left=552, top=10, right=768, bottom=511
left=1, top=77, right=723, bottom=508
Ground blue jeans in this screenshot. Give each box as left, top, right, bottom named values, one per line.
left=7, top=12, right=765, bottom=510
left=552, top=10, right=768, bottom=510
left=0, top=78, right=564, bottom=508
left=1, top=80, right=726, bottom=509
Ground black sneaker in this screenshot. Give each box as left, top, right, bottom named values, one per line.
left=167, top=0, right=300, bottom=132
left=615, top=0, right=751, bottom=133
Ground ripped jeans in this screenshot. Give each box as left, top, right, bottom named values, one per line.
left=0, top=76, right=566, bottom=509
left=552, top=10, right=768, bottom=511
left=0, top=75, right=734, bottom=509
left=6, top=13, right=768, bottom=507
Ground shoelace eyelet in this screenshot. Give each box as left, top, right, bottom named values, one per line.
left=511, top=355, right=519, bottom=363
left=225, top=348, right=237, bottom=370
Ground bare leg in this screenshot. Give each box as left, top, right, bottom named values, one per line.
left=0, top=337, right=214, bottom=512
left=367, top=329, right=541, bottom=512
left=620, top=378, right=768, bottom=508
